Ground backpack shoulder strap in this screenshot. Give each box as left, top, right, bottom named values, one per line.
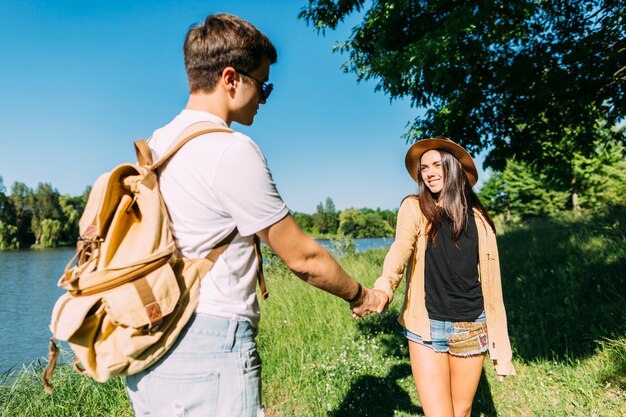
left=205, top=228, right=238, bottom=264
left=135, top=139, right=153, bottom=166
left=134, top=121, right=234, bottom=169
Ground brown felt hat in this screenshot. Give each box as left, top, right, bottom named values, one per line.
left=405, top=137, right=478, bottom=186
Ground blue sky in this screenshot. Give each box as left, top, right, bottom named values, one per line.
left=0, top=0, right=489, bottom=213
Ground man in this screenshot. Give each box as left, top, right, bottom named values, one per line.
left=125, top=13, right=379, bottom=417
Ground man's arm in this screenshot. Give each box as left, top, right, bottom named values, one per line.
left=256, top=213, right=378, bottom=315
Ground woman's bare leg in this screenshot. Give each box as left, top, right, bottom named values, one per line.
left=449, top=353, right=486, bottom=417
left=408, top=341, right=454, bottom=417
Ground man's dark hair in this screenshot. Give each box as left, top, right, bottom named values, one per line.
left=184, top=13, right=277, bottom=93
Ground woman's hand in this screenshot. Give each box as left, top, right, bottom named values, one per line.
left=371, top=289, right=390, bottom=314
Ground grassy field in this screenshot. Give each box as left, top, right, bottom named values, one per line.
left=1, top=205, right=625, bottom=416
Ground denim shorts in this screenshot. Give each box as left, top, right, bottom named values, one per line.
left=404, top=311, right=489, bottom=357
left=126, top=314, right=264, bottom=417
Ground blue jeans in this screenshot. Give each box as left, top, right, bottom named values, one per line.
left=126, top=314, right=263, bottom=417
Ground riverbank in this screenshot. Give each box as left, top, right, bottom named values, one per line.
left=1, top=206, right=624, bottom=416
left=0, top=238, right=393, bottom=375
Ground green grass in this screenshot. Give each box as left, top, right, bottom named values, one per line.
left=2, top=206, right=625, bottom=416
left=0, top=360, right=133, bottom=416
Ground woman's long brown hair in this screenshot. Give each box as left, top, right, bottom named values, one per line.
left=417, top=149, right=495, bottom=243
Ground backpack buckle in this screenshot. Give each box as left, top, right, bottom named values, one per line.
left=145, top=301, right=163, bottom=334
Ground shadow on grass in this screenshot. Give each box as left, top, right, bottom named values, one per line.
left=344, top=314, right=498, bottom=417
left=330, top=363, right=422, bottom=417
left=331, top=362, right=497, bottom=417
left=498, top=205, right=626, bottom=361
left=471, top=371, right=498, bottom=417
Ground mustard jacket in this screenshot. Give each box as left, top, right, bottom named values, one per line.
left=374, top=195, right=516, bottom=376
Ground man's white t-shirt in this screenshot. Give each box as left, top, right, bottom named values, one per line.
left=148, top=110, right=289, bottom=327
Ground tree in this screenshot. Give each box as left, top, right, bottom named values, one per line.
left=569, top=133, right=626, bottom=211
left=338, top=208, right=362, bottom=237
left=293, top=211, right=314, bottom=233
left=0, top=179, right=89, bottom=250
left=300, top=0, right=625, bottom=209
left=338, top=208, right=394, bottom=238
left=323, top=197, right=339, bottom=233
left=9, top=181, right=34, bottom=247
left=479, top=159, right=569, bottom=219
left=59, top=195, right=85, bottom=244
left=479, top=136, right=625, bottom=220
left=312, top=197, right=339, bottom=234
left=0, top=176, right=19, bottom=249
left=30, top=182, right=62, bottom=246
left=39, top=218, right=63, bottom=248
left=0, top=177, right=14, bottom=226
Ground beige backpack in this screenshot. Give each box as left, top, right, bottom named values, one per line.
left=42, top=122, right=255, bottom=391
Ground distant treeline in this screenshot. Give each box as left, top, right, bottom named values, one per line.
left=292, top=197, right=397, bottom=238
left=0, top=177, right=397, bottom=250
left=0, top=178, right=90, bottom=250
left=1, top=140, right=624, bottom=250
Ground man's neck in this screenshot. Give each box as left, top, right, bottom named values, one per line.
left=185, top=93, right=231, bottom=125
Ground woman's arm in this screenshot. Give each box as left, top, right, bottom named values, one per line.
left=373, top=196, right=421, bottom=305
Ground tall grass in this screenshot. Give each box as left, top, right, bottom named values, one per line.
left=498, top=204, right=626, bottom=361
left=1, top=205, right=624, bottom=416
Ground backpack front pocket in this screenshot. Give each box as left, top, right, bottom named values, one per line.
left=103, top=262, right=181, bottom=330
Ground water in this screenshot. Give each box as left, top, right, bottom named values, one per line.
left=0, top=247, right=73, bottom=374
left=0, top=238, right=392, bottom=373
left=316, top=237, right=393, bottom=254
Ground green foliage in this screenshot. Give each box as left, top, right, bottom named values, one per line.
left=329, top=235, right=356, bottom=257
left=479, top=159, right=569, bottom=219
left=312, top=197, right=339, bottom=235
left=300, top=0, right=625, bottom=183
left=59, top=195, right=86, bottom=243
left=0, top=180, right=17, bottom=247
left=597, top=336, right=626, bottom=390
left=39, top=219, right=63, bottom=248
left=298, top=199, right=397, bottom=238
left=338, top=208, right=394, bottom=238
left=293, top=211, right=315, bottom=234
left=480, top=135, right=626, bottom=220
left=571, top=133, right=626, bottom=210
left=30, top=183, right=62, bottom=246
left=9, top=181, right=34, bottom=247
left=0, top=221, right=19, bottom=250
left=0, top=179, right=86, bottom=250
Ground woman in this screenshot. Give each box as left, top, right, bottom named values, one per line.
left=372, top=137, right=515, bottom=417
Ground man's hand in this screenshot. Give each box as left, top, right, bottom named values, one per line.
left=350, top=286, right=380, bottom=319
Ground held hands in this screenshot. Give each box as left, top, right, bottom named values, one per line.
left=371, top=289, right=389, bottom=314
left=350, top=286, right=390, bottom=319
left=350, top=286, right=379, bottom=318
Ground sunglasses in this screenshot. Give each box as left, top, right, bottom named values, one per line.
left=236, top=69, right=273, bottom=101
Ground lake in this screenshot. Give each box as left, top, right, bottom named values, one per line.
left=0, top=237, right=392, bottom=374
